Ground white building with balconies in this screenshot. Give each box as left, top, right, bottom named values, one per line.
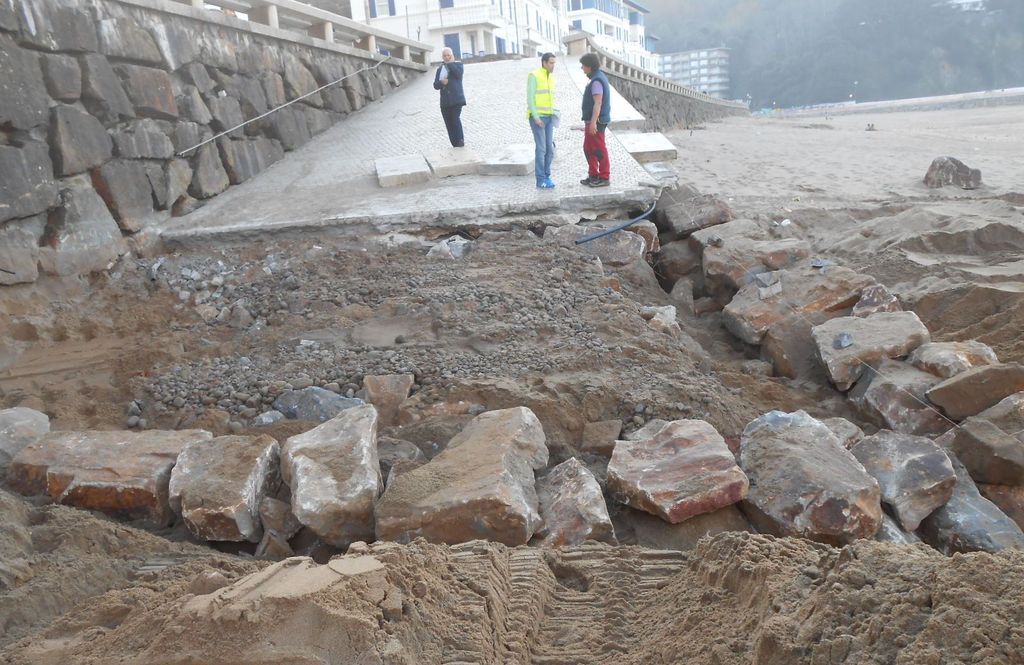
left=565, top=0, right=657, bottom=72
left=345, top=0, right=565, bottom=61
left=659, top=47, right=730, bottom=99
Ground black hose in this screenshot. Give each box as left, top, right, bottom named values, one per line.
left=574, top=199, right=658, bottom=245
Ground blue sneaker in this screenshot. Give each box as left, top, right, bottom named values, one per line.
left=537, top=178, right=555, bottom=189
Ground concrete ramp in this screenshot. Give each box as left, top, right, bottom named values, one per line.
left=159, top=59, right=658, bottom=246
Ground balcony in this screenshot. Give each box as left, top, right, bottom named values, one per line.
left=427, top=4, right=506, bottom=30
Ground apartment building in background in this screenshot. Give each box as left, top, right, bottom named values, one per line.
left=565, top=0, right=658, bottom=72
left=658, top=47, right=730, bottom=98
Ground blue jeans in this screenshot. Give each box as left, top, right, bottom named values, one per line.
left=530, top=115, right=555, bottom=180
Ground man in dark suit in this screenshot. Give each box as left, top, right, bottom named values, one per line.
left=434, top=47, right=466, bottom=147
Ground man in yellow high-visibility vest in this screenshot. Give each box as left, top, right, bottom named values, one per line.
left=528, top=53, right=558, bottom=189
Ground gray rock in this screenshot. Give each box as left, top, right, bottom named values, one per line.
left=282, top=53, right=322, bottom=106
left=377, top=436, right=427, bottom=480
left=80, top=54, right=136, bottom=124
left=38, top=176, right=124, bottom=277
left=39, top=53, right=81, bottom=102
left=91, top=159, right=156, bottom=233
left=273, top=387, right=365, bottom=423
left=652, top=186, right=734, bottom=240
left=924, top=156, right=982, bottom=190
left=281, top=404, right=382, bottom=547
left=848, top=358, right=949, bottom=437
left=265, top=106, right=311, bottom=151
left=926, top=363, right=1024, bottom=421
left=0, top=0, right=15, bottom=31
left=217, top=136, right=284, bottom=185
left=851, top=430, right=956, bottom=531
left=851, top=284, right=902, bottom=318
left=0, top=141, right=58, bottom=224
left=182, top=63, right=214, bottom=94
left=252, top=410, right=285, bottom=427
left=820, top=417, right=864, bottom=449
left=189, top=144, right=230, bottom=199
left=874, top=513, right=921, bottom=545
left=206, top=94, right=246, bottom=139
left=173, top=86, right=212, bottom=126
left=0, top=407, right=50, bottom=470
left=535, top=457, right=616, bottom=547
left=0, top=35, right=51, bottom=130
left=49, top=105, right=113, bottom=177
left=115, top=63, right=179, bottom=120
left=908, top=341, right=999, bottom=379
left=0, top=215, right=45, bottom=285
left=172, top=121, right=211, bottom=155
left=235, top=74, right=269, bottom=119
left=918, top=455, right=1024, bottom=555
left=98, top=18, right=162, bottom=65
left=947, top=392, right=1024, bottom=485
left=111, top=119, right=175, bottom=159
left=260, top=71, right=287, bottom=107
left=303, top=106, right=333, bottom=136
left=545, top=224, right=647, bottom=267
left=258, top=496, right=303, bottom=539
left=150, top=23, right=198, bottom=71
left=16, top=0, right=98, bottom=53
left=145, top=162, right=169, bottom=209
left=166, top=158, right=192, bottom=206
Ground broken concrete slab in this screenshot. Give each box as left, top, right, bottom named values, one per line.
left=169, top=434, right=281, bottom=542
left=739, top=410, right=882, bottom=545
left=375, top=407, right=548, bottom=546
left=608, top=419, right=748, bottom=524
left=908, top=340, right=999, bottom=379
left=281, top=404, right=382, bottom=547
left=946, top=392, right=1024, bottom=485
left=851, top=430, right=956, bottom=531
left=811, top=311, right=931, bottom=391
left=848, top=358, right=950, bottom=437
left=8, top=429, right=212, bottom=526
left=479, top=143, right=534, bottom=176
left=723, top=263, right=876, bottom=346
left=0, top=408, right=50, bottom=471
left=425, top=147, right=482, bottom=178
left=534, top=457, right=616, bottom=547
left=918, top=455, right=1024, bottom=554
left=362, top=374, right=415, bottom=428
left=925, top=363, right=1024, bottom=421
left=616, top=132, right=678, bottom=163
left=376, top=154, right=431, bottom=188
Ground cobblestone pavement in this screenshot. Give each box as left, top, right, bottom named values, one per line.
left=161, top=58, right=658, bottom=244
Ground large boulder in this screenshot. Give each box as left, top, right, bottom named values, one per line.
left=79, top=54, right=136, bottom=124
left=0, top=34, right=50, bottom=130
left=923, top=156, right=981, bottom=190
left=696, top=224, right=811, bottom=299
left=850, top=284, right=902, bottom=318
left=875, top=513, right=921, bottom=545
left=760, top=310, right=835, bottom=381
left=918, top=455, right=1024, bottom=554
left=545, top=224, right=647, bottom=267
left=723, top=262, right=875, bottom=346
left=821, top=417, right=864, bottom=449
left=0, top=215, right=45, bottom=285
left=608, top=419, right=748, bottom=523
left=653, top=187, right=734, bottom=240
left=851, top=430, right=956, bottom=531
left=925, top=363, right=1024, bottom=421
left=16, top=0, right=98, bottom=53
left=111, top=119, right=175, bottom=160
left=739, top=410, right=882, bottom=544
left=97, top=18, right=162, bottom=65
left=169, top=435, right=281, bottom=542
left=655, top=241, right=701, bottom=289
left=0, top=141, right=58, bottom=224
left=49, top=105, right=113, bottom=177
left=375, top=407, right=548, bottom=546
left=115, top=63, right=179, bottom=120
left=0, top=407, right=49, bottom=470
left=811, top=311, right=931, bottom=391
left=8, top=429, right=212, bottom=525
left=189, top=144, right=230, bottom=199
left=946, top=392, right=1024, bottom=485
left=265, top=106, right=311, bottom=151
left=216, top=137, right=284, bottom=185
left=273, top=387, right=365, bottom=423
left=362, top=374, right=415, bottom=428
left=91, top=159, right=156, bottom=233
left=978, top=484, right=1024, bottom=532
left=281, top=404, right=382, bottom=547
left=38, top=176, right=124, bottom=277
left=848, top=358, right=949, bottom=436
left=908, top=340, right=999, bottom=379
left=534, top=457, right=615, bottom=546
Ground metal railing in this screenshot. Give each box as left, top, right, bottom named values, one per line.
left=564, top=31, right=748, bottom=111
left=154, top=0, right=432, bottom=65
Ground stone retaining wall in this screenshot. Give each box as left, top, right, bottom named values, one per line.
left=0, top=0, right=425, bottom=286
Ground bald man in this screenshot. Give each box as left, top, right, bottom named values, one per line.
left=434, top=47, right=466, bottom=147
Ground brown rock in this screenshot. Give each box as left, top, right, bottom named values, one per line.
left=259, top=496, right=303, bottom=539
left=580, top=419, right=622, bottom=457
left=8, top=429, right=212, bottom=526
left=820, top=417, right=864, bottom=449
left=255, top=530, right=294, bottom=560
left=375, top=407, right=548, bottom=546
left=377, top=436, right=427, bottom=481
left=363, top=374, right=415, bottom=427
left=115, top=63, right=178, bottom=120
left=608, top=419, right=748, bottom=524
left=91, top=159, right=156, bottom=233
left=701, top=234, right=811, bottom=298
left=851, top=430, right=956, bottom=531
left=626, top=220, right=660, bottom=253
left=168, top=435, right=281, bottom=542
left=848, top=359, right=949, bottom=436
left=918, top=455, right=1024, bottom=554
left=925, top=363, right=1024, bottom=421
left=978, top=484, right=1024, bottom=531
left=281, top=404, right=382, bottom=548
left=811, top=311, right=931, bottom=391
left=0, top=407, right=50, bottom=469
left=947, top=392, right=1024, bottom=485
left=534, top=458, right=615, bottom=547
left=614, top=505, right=752, bottom=551
left=908, top=341, right=999, bottom=379
left=723, top=262, right=876, bottom=346
left=850, top=284, right=902, bottom=318
left=760, top=310, right=834, bottom=380
left=924, top=156, right=982, bottom=190
left=653, top=187, right=734, bottom=240
left=739, top=410, right=882, bottom=545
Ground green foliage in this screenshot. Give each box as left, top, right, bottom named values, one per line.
left=648, top=0, right=1024, bottom=107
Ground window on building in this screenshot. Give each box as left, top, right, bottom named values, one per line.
left=369, top=0, right=396, bottom=17
left=440, top=0, right=454, bottom=8
left=572, top=19, right=582, bottom=29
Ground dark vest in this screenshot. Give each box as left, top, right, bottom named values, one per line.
left=581, top=69, right=611, bottom=125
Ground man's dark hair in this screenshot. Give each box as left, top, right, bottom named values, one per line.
left=579, top=53, right=600, bottom=70
left=541, top=52, right=556, bottom=64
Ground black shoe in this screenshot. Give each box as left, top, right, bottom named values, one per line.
left=590, top=178, right=610, bottom=188
left=580, top=176, right=598, bottom=186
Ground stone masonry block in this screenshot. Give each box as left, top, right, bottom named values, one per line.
left=376, top=154, right=432, bottom=188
